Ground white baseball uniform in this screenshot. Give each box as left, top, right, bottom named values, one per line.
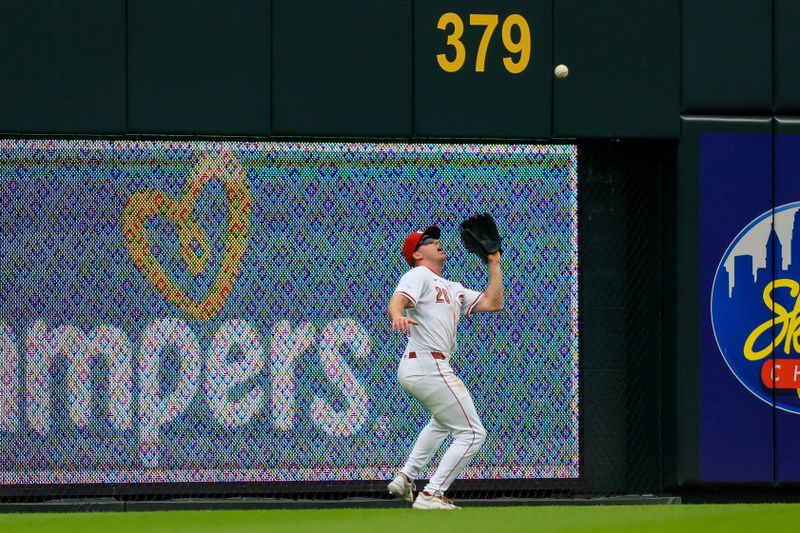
left=394, top=265, right=487, bottom=495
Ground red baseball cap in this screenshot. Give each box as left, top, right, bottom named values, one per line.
left=402, top=225, right=441, bottom=266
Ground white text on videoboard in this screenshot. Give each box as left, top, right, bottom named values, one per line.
left=0, top=318, right=371, bottom=467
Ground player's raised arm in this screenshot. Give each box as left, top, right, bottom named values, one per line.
left=471, top=252, right=504, bottom=313
left=388, top=292, right=419, bottom=334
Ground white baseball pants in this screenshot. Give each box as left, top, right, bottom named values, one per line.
left=397, top=353, right=486, bottom=494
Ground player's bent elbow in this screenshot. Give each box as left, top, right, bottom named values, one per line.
left=478, top=301, right=503, bottom=313
left=489, top=299, right=504, bottom=312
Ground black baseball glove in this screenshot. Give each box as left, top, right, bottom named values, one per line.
left=459, top=213, right=502, bottom=263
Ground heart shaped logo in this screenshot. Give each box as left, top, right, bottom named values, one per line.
left=121, top=151, right=252, bottom=321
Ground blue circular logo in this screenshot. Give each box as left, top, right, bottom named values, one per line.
left=711, top=202, right=800, bottom=414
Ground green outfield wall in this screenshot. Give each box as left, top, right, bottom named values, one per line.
left=0, top=0, right=797, bottom=500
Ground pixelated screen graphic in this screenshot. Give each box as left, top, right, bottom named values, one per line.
left=0, top=141, right=578, bottom=485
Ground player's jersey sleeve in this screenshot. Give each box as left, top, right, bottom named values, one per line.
left=393, top=267, right=427, bottom=307
left=455, top=283, right=483, bottom=315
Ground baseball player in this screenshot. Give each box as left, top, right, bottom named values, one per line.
left=387, top=224, right=503, bottom=510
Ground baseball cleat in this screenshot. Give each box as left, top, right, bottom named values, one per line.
left=411, top=491, right=460, bottom=510
left=388, top=472, right=416, bottom=503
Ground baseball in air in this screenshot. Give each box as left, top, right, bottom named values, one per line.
left=554, top=64, right=569, bottom=79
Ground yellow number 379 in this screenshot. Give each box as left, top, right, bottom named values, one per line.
left=436, top=13, right=531, bottom=74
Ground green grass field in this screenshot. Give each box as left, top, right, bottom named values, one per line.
left=1, top=504, right=798, bottom=533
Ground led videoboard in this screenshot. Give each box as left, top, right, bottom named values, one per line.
left=0, top=141, right=578, bottom=484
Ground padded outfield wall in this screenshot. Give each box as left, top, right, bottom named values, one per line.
left=0, top=141, right=586, bottom=496
left=19, top=0, right=800, bottom=499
